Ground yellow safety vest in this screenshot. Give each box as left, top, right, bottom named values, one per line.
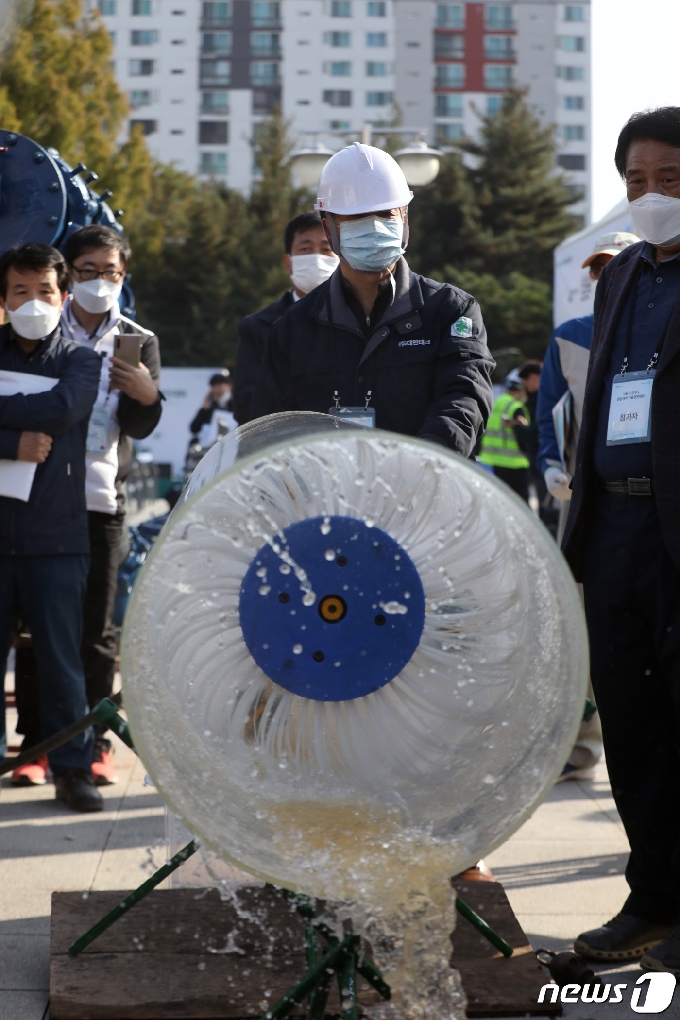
left=478, top=392, right=530, bottom=469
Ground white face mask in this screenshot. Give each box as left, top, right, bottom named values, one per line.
left=629, top=193, right=680, bottom=247
left=7, top=299, right=62, bottom=341
left=289, top=253, right=339, bottom=295
left=72, top=278, right=123, bottom=314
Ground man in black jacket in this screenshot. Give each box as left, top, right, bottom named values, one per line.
left=10, top=226, right=163, bottom=789
left=250, top=144, right=494, bottom=452
left=233, top=212, right=338, bottom=424
left=0, top=243, right=102, bottom=811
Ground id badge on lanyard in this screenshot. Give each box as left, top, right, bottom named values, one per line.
left=86, top=405, right=112, bottom=453
left=606, top=370, right=654, bottom=445
left=328, top=389, right=376, bottom=428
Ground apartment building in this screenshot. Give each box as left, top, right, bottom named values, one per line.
left=97, top=0, right=590, bottom=223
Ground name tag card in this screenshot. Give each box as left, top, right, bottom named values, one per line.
left=606, top=370, right=654, bottom=446
left=328, top=407, right=376, bottom=428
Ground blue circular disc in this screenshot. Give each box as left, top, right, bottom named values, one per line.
left=239, top=516, right=425, bottom=701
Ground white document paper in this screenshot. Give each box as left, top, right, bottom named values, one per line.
left=0, top=370, right=58, bottom=501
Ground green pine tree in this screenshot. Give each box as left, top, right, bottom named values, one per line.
left=461, top=89, right=576, bottom=281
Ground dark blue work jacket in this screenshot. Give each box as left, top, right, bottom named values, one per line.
left=250, top=259, right=495, bottom=455
left=0, top=323, right=100, bottom=556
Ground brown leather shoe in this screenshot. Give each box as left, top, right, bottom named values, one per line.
left=453, top=860, right=496, bottom=882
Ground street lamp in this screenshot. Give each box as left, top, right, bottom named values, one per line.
left=393, top=141, right=444, bottom=187
left=289, top=143, right=335, bottom=187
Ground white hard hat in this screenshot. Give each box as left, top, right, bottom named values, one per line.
left=315, top=142, right=413, bottom=216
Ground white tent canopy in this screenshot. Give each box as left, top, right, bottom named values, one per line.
left=553, top=197, right=634, bottom=327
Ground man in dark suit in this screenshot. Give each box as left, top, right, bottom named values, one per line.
left=232, top=212, right=338, bottom=424
left=566, top=108, right=680, bottom=973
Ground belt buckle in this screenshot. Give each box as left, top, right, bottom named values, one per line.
left=627, top=477, right=651, bottom=496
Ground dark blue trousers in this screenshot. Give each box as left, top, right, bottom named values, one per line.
left=0, top=554, right=92, bottom=774
left=582, top=494, right=680, bottom=923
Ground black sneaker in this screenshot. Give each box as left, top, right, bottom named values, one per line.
left=575, top=913, right=673, bottom=961
left=641, top=928, right=680, bottom=975
left=55, top=768, right=104, bottom=812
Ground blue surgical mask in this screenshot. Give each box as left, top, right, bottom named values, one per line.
left=339, top=216, right=405, bottom=273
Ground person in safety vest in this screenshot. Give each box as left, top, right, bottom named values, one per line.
left=477, top=369, right=531, bottom=501
left=249, top=143, right=494, bottom=454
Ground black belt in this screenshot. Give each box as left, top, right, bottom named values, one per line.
left=601, top=477, right=653, bottom=496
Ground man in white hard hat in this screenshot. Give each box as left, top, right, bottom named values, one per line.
left=249, top=143, right=494, bottom=454
left=536, top=230, right=638, bottom=786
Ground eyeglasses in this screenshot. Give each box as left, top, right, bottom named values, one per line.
left=71, top=267, right=124, bottom=283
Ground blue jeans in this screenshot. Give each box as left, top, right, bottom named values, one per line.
left=0, top=554, right=92, bottom=774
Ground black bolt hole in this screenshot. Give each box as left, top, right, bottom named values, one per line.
left=312, top=650, right=325, bottom=662
left=336, top=555, right=348, bottom=566
left=374, top=614, right=386, bottom=626
left=278, top=592, right=290, bottom=604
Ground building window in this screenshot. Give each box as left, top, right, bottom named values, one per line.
left=132, top=0, right=152, bottom=13
left=485, top=5, right=513, bottom=30
left=485, top=35, right=514, bottom=59
left=435, top=94, right=463, bottom=117
left=252, top=1, right=279, bottom=25
left=129, top=59, right=154, bottom=75
left=199, top=121, right=228, bottom=144
left=323, top=89, right=352, bottom=106
left=253, top=89, right=280, bottom=112
left=324, top=31, right=351, bottom=46
left=436, top=123, right=464, bottom=144
left=367, top=1, right=386, bottom=15
left=130, top=118, right=156, bottom=135
left=251, top=32, right=280, bottom=57
left=564, top=5, right=584, bottom=20
left=436, top=4, right=464, bottom=28
left=201, top=152, right=227, bottom=175
left=203, top=2, right=231, bottom=26
left=558, top=153, right=585, bottom=170
left=557, top=65, right=584, bottom=80
left=487, top=96, right=502, bottom=114
left=484, top=65, right=513, bottom=88
left=330, top=119, right=351, bottom=129
left=171, top=68, right=185, bottom=74
left=435, top=64, right=464, bottom=88
left=201, top=91, right=229, bottom=113
left=559, top=35, right=585, bottom=51
left=366, top=61, right=387, bottom=76
left=331, top=1, right=352, bottom=14
left=328, top=61, right=352, bottom=75
left=564, top=124, right=585, bottom=140
left=251, top=62, right=279, bottom=84
left=129, top=89, right=153, bottom=108
left=434, top=34, right=464, bottom=59
left=366, top=32, right=387, bottom=46
left=200, top=59, right=231, bottom=85
left=366, top=91, right=393, bottom=106
left=99, top=0, right=116, bottom=13
left=131, top=30, right=158, bottom=45
left=564, top=95, right=584, bottom=110
left=203, top=32, right=231, bottom=52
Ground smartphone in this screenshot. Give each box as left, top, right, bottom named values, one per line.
left=114, top=334, right=143, bottom=367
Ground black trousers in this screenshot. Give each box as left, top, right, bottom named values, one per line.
left=15, top=511, right=124, bottom=745
left=492, top=465, right=529, bottom=503
left=582, top=494, right=680, bottom=923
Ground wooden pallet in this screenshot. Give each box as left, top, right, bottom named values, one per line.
left=50, top=883, right=559, bottom=1019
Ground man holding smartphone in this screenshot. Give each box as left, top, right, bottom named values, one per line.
left=10, top=226, right=163, bottom=789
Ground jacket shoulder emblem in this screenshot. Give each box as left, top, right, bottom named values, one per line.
left=451, top=316, right=473, bottom=338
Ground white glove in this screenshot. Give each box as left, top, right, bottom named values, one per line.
left=544, top=465, right=572, bottom=501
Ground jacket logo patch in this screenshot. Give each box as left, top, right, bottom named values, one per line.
left=451, top=316, right=473, bottom=338
left=398, top=338, right=430, bottom=347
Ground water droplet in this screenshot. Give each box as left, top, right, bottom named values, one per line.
left=302, top=592, right=316, bottom=607
left=256, top=567, right=267, bottom=578
left=324, top=549, right=335, bottom=561
left=320, top=518, right=331, bottom=535
left=293, top=644, right=303, bottom=654
left=279, top=563, right=291, bottom=574
left=379, top=600, right=408, bottom=615
left=258, top=585, right=271, bottom=596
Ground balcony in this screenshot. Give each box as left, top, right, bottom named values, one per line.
left=201, top=32, right=232, bottom=56
left=251, top=32, right=281, bottom=59
left=200, top=58, right=231, bottom=87
left=201, top=2, right=231, bottom=28
left=484, top=36, right=516, bottom=61
left=252, top=2, right=281, bottom=28
left=434, top=33, right=465, bottom=60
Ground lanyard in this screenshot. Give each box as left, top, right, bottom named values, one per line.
left=619, top=261, right=675, bottom=376
left=326, top=289, right=375, bottom=410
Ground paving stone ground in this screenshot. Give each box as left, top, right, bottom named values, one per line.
left=1, top=682, right=675, bottom=1019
